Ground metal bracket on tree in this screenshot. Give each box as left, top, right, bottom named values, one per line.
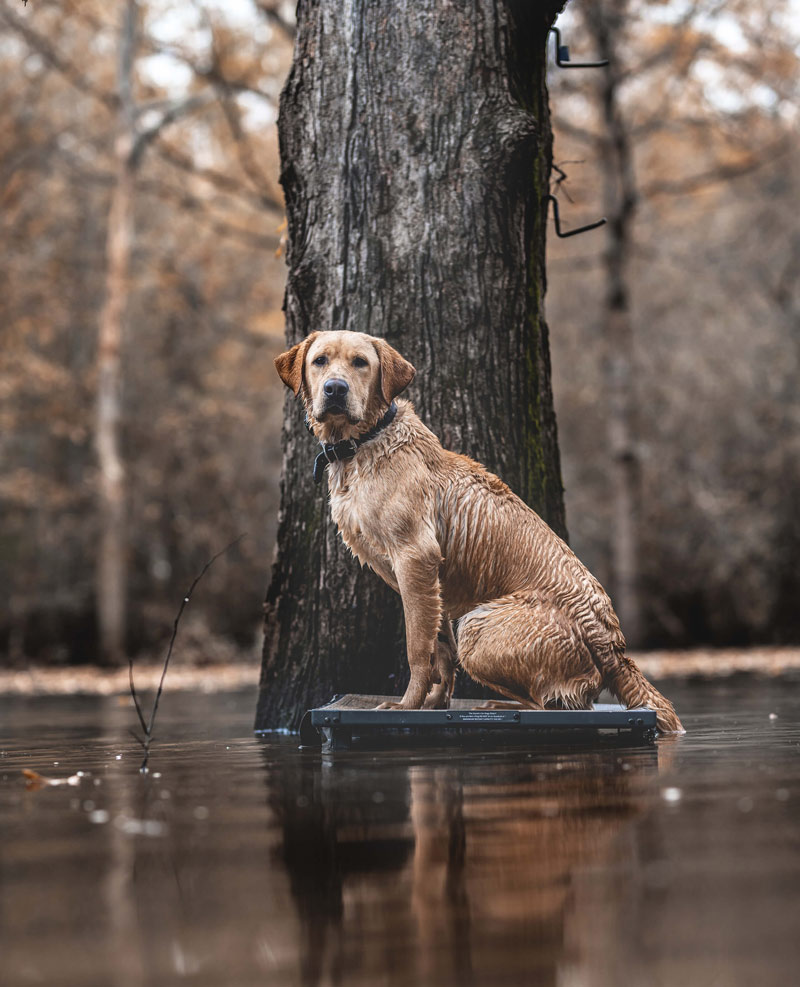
left=546, top=194, right=607, bottom=239
left=549, top=27, right=609, bottom=69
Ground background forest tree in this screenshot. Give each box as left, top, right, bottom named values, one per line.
left=0, top=0, right=798, bottom=668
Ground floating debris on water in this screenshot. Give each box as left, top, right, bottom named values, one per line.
left=22, top=769, right=82, bottom=791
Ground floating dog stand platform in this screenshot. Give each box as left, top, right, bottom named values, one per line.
left=299, top=694, right=657, bottom=751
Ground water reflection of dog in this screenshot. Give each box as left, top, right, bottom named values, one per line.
left=407, top=751, right=658, bottom=986
left=267, top=745, right=658, bottom=987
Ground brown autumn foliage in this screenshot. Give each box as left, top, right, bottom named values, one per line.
left=0, top=0, right=292, bottom=663
left=548, top=1, right=800, bottom=646
left=0, top=0, right=797, bottom=664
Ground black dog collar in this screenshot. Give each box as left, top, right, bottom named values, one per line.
left=309, top=402, right=398, bottom=484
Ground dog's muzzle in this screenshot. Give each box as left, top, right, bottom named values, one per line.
left=322, top=377, right=349, bottom=415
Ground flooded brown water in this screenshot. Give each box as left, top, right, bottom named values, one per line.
left=1, top=677, right=798, bottom=987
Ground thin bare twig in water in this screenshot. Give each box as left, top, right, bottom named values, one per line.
left=129, top=534, right=245, bottom=773
left=127, top=729, right=147, bottom=750
left=128, top=655, right=148, bottom=736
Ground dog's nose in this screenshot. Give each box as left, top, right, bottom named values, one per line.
left=323, top=378, right=349, bottom=400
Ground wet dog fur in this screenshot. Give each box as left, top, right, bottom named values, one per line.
left=275, top=330, right=683, bottom=733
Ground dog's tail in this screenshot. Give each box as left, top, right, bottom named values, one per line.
left=591, top=641, right=684, bottom=734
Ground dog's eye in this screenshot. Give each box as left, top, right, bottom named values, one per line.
left=352, top=357, right=368, bottom=368
left=312, top=355, right=328, bottom=367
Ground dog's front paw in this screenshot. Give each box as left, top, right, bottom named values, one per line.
left=375, top=700, right=420, bottom=711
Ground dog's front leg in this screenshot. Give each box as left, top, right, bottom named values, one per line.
left=377, top=544, right=442, bottom=710
left=367, top=556, right=400, bottom=594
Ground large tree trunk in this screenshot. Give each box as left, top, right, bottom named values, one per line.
left=257, top=0, right=568, bottom=730
left=585, top=2, right=643, bottom=647
left=96, top=0, right=137, bottom=665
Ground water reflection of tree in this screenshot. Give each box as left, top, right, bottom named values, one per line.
left=266, top=745, right=658, bottom=987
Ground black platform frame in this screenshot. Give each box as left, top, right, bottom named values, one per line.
left=298, top=695, right=658, bottom=751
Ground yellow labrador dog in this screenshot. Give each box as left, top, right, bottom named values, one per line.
left=276, top=330, right=683, bottom=733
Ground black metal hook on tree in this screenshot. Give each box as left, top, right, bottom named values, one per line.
left=547, top=194, right=606, bottom=238
left=549, top=26, right=609, bottom=69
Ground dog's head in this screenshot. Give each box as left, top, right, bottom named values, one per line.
left=274, top=330, right=415, bottom=430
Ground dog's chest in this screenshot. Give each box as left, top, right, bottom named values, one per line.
left=328, top=468, right=388, bottom=562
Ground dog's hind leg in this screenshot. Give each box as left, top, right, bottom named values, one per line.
left=423, top=617, right=457, bottom=709
left=456, top=594, right=602, bottom=711
left=588, top=640, right=684, bottom=733
left=477, top=696, right=543, bottom=711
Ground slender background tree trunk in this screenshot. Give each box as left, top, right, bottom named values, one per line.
left=96, top=0, right=137, bottom=665
left=585, top=1, right=643, bottom=647
left=257, top=0, right=568, bottom=730
left=94, top=2, right=212, bottom=664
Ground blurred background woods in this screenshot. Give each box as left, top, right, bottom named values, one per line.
left=0, top=0, right=797, bottom=666
left=548, top=0, right=800, bottom=647
left=0, top=0, right=294, bottom=664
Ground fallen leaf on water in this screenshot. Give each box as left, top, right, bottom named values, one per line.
left=22, top=769, right=82, bottom=791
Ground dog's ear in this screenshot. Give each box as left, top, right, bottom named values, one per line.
left=373, top=338, right=416, bottom=404
left=274, top=333, right=317, bottom=395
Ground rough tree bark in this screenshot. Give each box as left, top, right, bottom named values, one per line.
left=257, top=0, right=569, bottom=730
left=585, top=1, right=643, bottom=647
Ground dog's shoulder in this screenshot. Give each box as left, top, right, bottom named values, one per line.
left=437, top=448, right=522, bottom=509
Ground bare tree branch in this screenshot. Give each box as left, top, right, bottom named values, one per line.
left=0, top=4, right=115, bottom=110
left=641, top=141, right=790, bottom=197
left=552, top=115, right=601, bottom=146
left=139, top=179, right=281, bottom=249
left=153, top=138, right=279, bottom=210
left=130, top=91, right=214, bottom=165
left=52, top=145, right=281, bottom=250
left=252, top=1, right=297, bottom=40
